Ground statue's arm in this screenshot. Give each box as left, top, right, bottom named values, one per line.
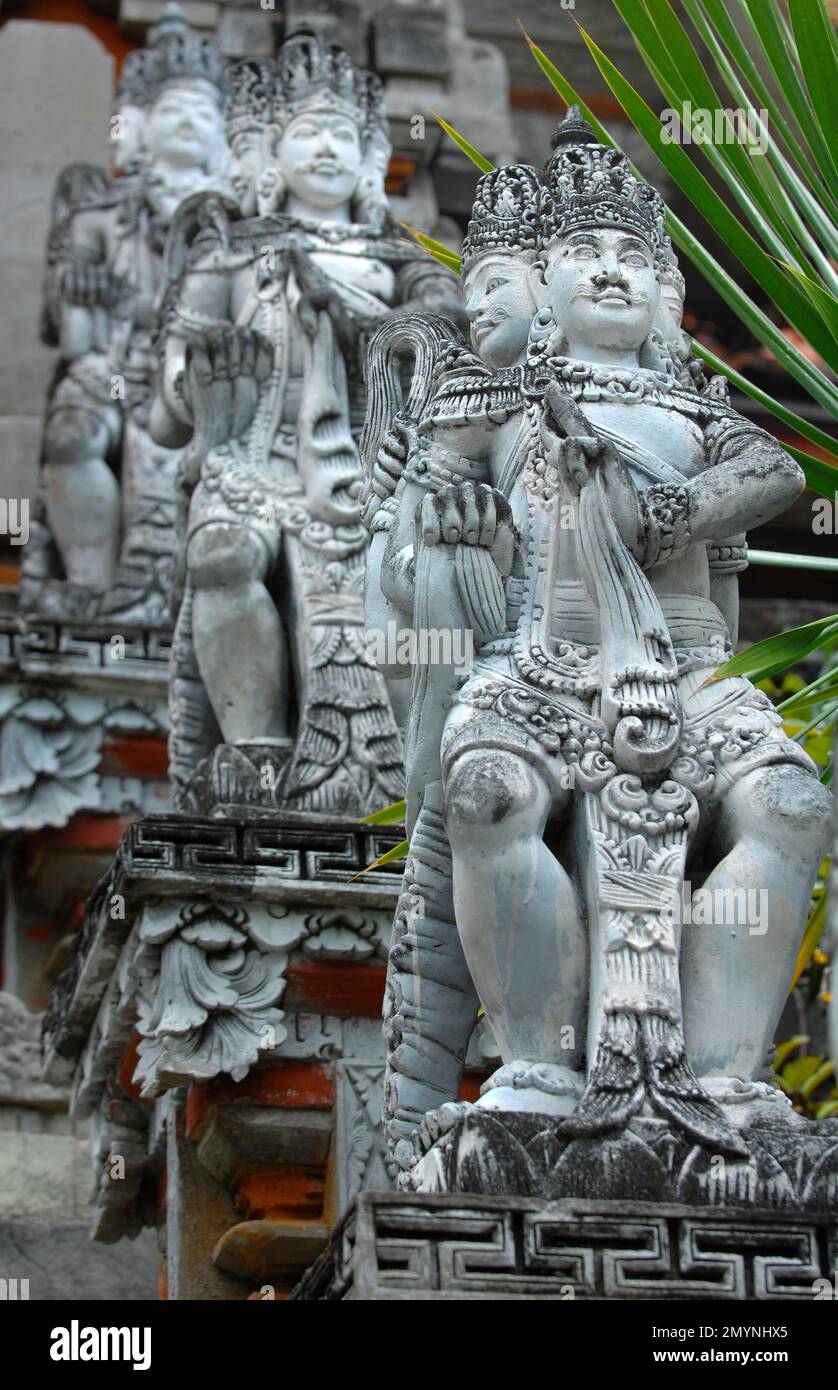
left=149, top=255, right=232, bottom=448
left=46, top=206, right=113, bottom=361
left=687, top=419, right=804, bottom=541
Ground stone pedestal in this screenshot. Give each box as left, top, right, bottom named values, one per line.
left=42, top=812, right=400, bottom=1293
left=291, top=1191, right=838, bottom=1301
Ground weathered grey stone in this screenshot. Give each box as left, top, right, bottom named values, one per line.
left=0, top=1218, right=159, bottom=1301
left=0, top=417, right=41, bottom=516
left=373, top=10, right=450, bottom=81
left=0, top=23, right=113, bottom=421
left=43, top=810, right=402, bottom=1091
left=23, top=7, right=229, bottom=623
left=215, top=6, right=276, bottom=58
left=291, top=1192, right=838, bottom=1301
left=151, top=32, right=463, bottom=818
left=361, top=112, right=832, bottom=1195
left=0, top=991, right=66, bottom=1107
left=119, top=0, right=220, bottom=36
left=284, top=0, right=367, bottom=64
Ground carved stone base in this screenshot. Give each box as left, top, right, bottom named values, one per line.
left=290, top=1192, right=838, bottom=1301
left=402, top=1106, right=838, bottom=1214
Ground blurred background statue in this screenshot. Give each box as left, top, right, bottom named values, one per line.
left=23, top=3, right=229, bottom=623
left=152, top=33, right=462, bottom=815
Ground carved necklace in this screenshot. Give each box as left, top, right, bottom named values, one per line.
left=528, top=350, right=677, bottom=405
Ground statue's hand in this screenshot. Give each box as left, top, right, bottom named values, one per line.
left=544, top=417, right=643, bottom=557
left=372, top=426, right=409, bottom=498
left=60, top=263, right=123, bottom=309
left=418, top=481, right=515, bottom=576
left=287, top=243, right=361, bottom=359
left=184, top=325, right=273, bottom=444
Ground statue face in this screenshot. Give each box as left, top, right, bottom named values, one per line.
left=463, top=254, right=536, bottom=368
left=230, top=129, right=268, bottom=215
left=278, top=110, right=363, bottom=212
left=111, top=103, right=146, bottom=175
left=655, top=281, right=686, bottom=353
left=543, top=227, right=659, bottom=357
left=147, top=81, right=225, bottom=169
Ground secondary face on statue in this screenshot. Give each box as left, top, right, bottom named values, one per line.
left=278, top=110, right=363, bottom=211
left=463, top=254, right=536, bottom=369
left=543, top=227, right=659, bottom=356
left=147, top=81, right=225, bottom=169
left=229, top=129, right=270, bottom=215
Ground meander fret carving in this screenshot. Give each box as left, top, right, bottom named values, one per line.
left=291, top=1194, right=838, bottom=1301
left=42, top=811, right=402, bottom=1091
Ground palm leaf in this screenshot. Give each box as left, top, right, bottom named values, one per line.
left=708, top=616, right=838, bottom=684
left=573, top=21, right=838, bottom=371
left=431, top=113, right=494, bottom=174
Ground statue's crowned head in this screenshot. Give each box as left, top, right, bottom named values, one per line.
left=116, top=3, right=227, bottom=176
left=461, top=164, right=551, bottom=369
left=225, top=33, right=390, bottom=224
left=536, top=108, right=677, bottom=362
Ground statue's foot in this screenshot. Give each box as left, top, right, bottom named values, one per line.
left=185, top=739, right=294, bottom=817
left=475, top=1060, right=584, bottom=1117
left=394, top=1101, right=475, bottom=1191
left=31, top=577, right=102, bottom=621
left=698, top=1074, right=804, bottom=1127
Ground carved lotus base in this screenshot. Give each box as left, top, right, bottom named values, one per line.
left=291, top=1191, right=838, bottom=1301
left=401, top=1106, right=838, bottom=1215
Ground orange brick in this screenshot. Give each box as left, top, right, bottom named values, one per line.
left=283, top=961, right=385, bottom=1018
left=186, top=1062, right=335, bottom=1136
left=236, top=1167, right=325, bottom=1220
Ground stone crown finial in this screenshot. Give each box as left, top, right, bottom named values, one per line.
left=461, top=164, right=552, bottom=274
left=549, top=105, right=599, bottom=151
left=117, top=3, right=227, bottom=108
left=226, top=34, right=387, bottom=142
left=540, top=109, right=675, bottom=271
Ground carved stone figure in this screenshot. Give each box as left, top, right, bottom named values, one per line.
left=23, top=4, right=229, bottom=623
left=362, top=111, right=834, bottom=1194
left=151, top=34, right=462, bottom=816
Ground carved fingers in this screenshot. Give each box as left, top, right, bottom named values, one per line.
left=372, top=427, right=409, bottom=497
left=185, top=325, right=273, bottom=443
left=418, top=482, right=516, bottom=574
left=60, top=264, right=121, bottom=308
left=188, top=325, right=273, bottom=385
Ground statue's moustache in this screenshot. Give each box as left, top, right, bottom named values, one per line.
left=572, top=283, right=649, bottom=305
left=473, top=307, right=510, bottom=329
left=293, top=157, right=351, bottom=175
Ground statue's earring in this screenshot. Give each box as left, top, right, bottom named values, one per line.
left=529, top=305, right=555, bottom=344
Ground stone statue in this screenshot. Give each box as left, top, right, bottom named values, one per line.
left=24, top=4, right=229, bottom=623
left=151, top=34, right=462, bottom=817
left=362, top=112, right=833, bottom=1197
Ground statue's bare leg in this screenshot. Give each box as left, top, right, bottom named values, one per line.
left=443, top=746, right=586, bottom=1094
left=43, top=406, right=121, bottom=591
left=188, top=521, right=290, bottom=742
left=681, top=762, right=831, bottom=1083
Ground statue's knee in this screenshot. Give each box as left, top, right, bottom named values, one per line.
left=187, top=523, right=267, bottom=588
left=444, top=748, right=545, bottom=840
left=729, top=764, right=831, bottom=857
left=44, top=407, right=109, bottom=462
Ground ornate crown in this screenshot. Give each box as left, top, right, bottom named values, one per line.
left=117, top=3, right=226, bottom=108
left=540, top=107, right=674, bottom=269
left=225, top=33, right=387, bottom=141
left=461, top=164, right=553, bottom=274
